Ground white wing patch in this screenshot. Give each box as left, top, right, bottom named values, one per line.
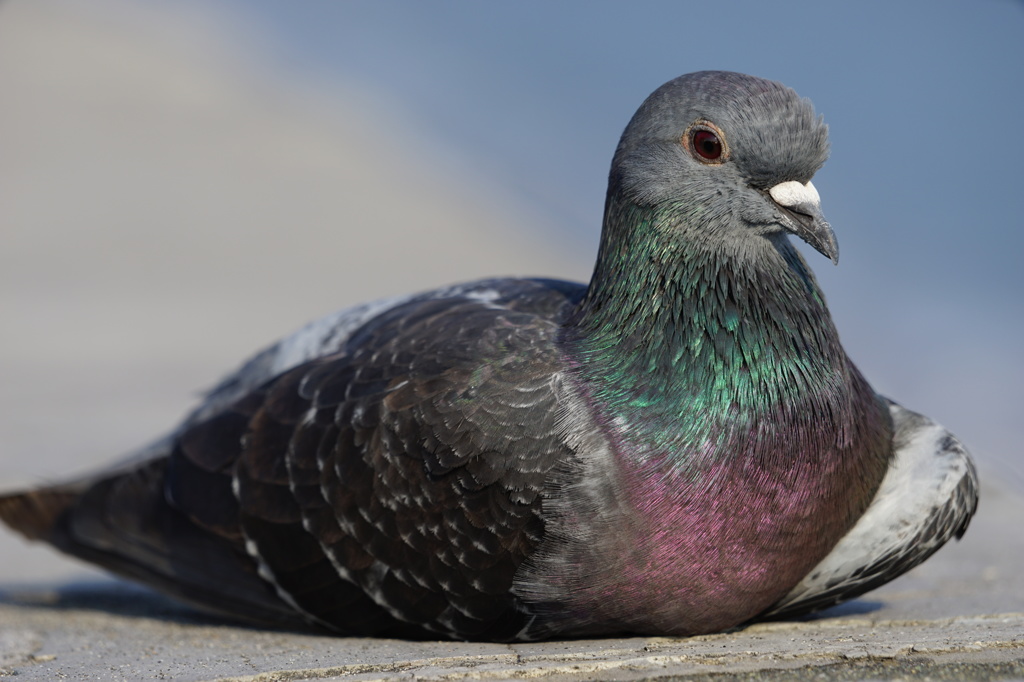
left=762, top=399, right=978, bottom=618
left=266, top=296, right=411, bottom=377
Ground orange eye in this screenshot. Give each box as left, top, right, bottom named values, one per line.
left=692, top=129, right=723, bottom=160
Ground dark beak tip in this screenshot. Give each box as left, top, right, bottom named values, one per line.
left=820, top=227, right=839, bottom=265
left=800, top=215, right=838, bottom=266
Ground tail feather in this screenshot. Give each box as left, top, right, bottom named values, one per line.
left=0, top=460, right=311, bottom=630
left=0, top=485, right=83, bottom=542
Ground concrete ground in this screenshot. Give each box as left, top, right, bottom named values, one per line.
left=2, top=2, right=1022, bottom=679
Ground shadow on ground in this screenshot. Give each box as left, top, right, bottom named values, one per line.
left=783, top=598, right=885, bottom=620
left=0, top=575, right=886, bottom=637
left=0, top=578, right=259, bottom=629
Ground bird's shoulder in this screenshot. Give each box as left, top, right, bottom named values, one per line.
left=185, top=278, right=581, bottom=425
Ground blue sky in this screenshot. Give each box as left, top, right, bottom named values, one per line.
left=197, top=0, right=1023, bottom=475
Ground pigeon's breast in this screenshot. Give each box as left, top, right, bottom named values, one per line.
left=516, top=394, right=890, bottom=638
left=598, top=449, right=847, bottom=634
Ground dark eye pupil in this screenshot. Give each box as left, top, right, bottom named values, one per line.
left=693, top=130, right=722, bottom=160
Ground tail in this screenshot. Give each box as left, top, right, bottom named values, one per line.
left=0, top=484, right=83, bottom=542
left=0, top=433, right=176, bottom=543
left=0, top=459, right=310, bottom=630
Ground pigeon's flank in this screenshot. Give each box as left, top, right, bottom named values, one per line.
left=0, top=71, right=977, bottom=641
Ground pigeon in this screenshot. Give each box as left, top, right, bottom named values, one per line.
left=0, top=71, right=977, bottom=641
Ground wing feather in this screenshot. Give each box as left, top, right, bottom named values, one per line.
left=1, top=279, right=584, bottom=641
left=759, top=399, right=979, bottom=620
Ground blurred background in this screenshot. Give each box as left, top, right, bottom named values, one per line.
left=1, top=0, right=1022, bottom=581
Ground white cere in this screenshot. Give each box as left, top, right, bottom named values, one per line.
left=769, top=180, right=820, bottom=208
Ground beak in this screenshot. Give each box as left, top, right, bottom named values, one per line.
left=768, top=180, right=839, bottom=265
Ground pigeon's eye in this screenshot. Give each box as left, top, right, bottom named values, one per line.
left=693, top=131, right=721, bottom=160
left=685, top=121, right=728, bottom=164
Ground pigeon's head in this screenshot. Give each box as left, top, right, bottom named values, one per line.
left=609, top=71, right=837, bottom=263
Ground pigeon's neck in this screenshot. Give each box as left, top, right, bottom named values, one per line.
left=528, top=195, right=893, bottom=636
left=567, top=194, right=852, bottom=456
